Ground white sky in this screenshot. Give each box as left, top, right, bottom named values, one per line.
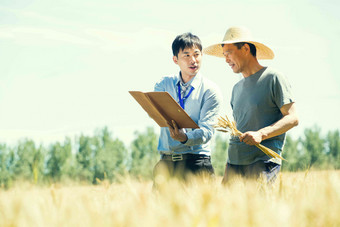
left=0, top=0, right=339, bottom=146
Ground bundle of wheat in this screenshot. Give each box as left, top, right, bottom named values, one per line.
left=214, top=115, right=285, bottom=161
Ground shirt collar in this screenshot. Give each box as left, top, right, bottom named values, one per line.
left=176, top=72, right=202, bottom=89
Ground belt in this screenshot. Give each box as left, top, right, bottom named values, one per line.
left=161, top=153, right=210, bottom=162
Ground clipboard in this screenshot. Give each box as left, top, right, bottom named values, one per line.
left=129, top=91, right=199, bottom=129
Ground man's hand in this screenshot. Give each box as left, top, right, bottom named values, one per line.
left=167, top=120, right=188, bottom=143
left=239, top=103, right=299, bottom=146
left=239, top=131, right=263, bottom=145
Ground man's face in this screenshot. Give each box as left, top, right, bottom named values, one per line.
left=222, top=44, right=246, bottom=74
left=173, top=46, right=202, bottom=79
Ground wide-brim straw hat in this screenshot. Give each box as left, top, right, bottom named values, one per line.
left=203, top=26, right=274, bottom=60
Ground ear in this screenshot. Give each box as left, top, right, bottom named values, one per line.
left=243, top=44, right=250, bottom=55
left=173, top=56, right=178, bottom=64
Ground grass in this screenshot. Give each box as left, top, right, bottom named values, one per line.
left=0, top=171, right=340, bottom=227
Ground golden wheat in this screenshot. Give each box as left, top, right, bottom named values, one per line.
left=0, top=171, right=340, bottom=227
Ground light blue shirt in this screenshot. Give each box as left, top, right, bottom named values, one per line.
left=154, top=72, right=222, bottom=156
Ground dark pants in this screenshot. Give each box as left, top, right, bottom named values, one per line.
left=222, top=160, right=281, bottom=185
left=153, top=155, right=214, bottom=188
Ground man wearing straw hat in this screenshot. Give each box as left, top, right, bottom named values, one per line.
left=204, top=26, right=299, bottom=184
left=153, top=32, right=222, bottom=187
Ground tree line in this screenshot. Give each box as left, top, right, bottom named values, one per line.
left=0, top=125, right=339, bottom=188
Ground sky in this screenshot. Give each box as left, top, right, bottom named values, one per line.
left=0, top=0, right=339, bottom=147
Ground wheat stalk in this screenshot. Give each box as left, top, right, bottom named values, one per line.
left=214, top=115, right=285, bottom=161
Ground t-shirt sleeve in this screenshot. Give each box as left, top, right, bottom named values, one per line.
left=272, top=73, right=294, bottom=108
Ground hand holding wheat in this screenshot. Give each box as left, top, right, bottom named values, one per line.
left=214, top=115, right=285, bottom=161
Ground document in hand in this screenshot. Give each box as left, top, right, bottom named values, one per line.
left=129, top=91, right=199, bottom=129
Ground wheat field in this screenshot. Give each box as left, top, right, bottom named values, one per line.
left=0, top=170, right=339, bottom=227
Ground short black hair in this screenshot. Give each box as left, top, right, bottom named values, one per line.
left=233, top=42, right=257, bottom=57
left=172, top=32, right=202, bottom=57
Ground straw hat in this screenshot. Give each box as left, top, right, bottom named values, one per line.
left=203, top=26, right=274, bottom=60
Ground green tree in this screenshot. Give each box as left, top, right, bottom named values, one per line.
left=281, top=135, right=301, bottom=171
left=212, top=134, right=228, bottom=176
left=326, top=129, right=340, bottom=169
left=92, top=127, right=128, bottom=183
left=75, top=135, right=95, bottom=182
left=46, top=138, right=72, bottom=182
left=13, top=139, right=45, bottom=183
left=300, top=126, right=326, bottom=169
left=129, top=127, right=158, bottom=179
left=0, top=144, right=15, bottom=188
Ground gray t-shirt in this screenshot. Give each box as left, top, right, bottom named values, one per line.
left=228, top=67, right=294, bottom=165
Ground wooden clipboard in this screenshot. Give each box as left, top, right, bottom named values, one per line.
left=129, top=91, right=199, bottom=129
